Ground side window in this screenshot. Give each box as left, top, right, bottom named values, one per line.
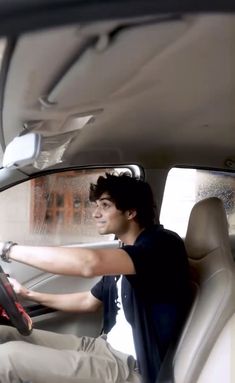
left=0, top=167, right=138, bottom=246
left=160, top=168, right=235, bottom=237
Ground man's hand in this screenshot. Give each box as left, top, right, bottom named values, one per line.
left=8, top=277, right=29, bottom=299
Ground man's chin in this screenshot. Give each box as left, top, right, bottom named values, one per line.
left=97, top=228, right=108, bottom=235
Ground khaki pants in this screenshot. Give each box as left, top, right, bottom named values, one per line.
left=0, top=325, right=141, bottom=383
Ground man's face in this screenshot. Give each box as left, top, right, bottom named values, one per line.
left=92, top=193, right=130, bottom=236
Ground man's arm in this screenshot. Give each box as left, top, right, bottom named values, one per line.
left=9, top=278, right=102, bottom=313
left=4, top=244, right=135, bottom=277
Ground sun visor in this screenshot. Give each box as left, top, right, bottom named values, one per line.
left=43, top=20, right=187, bottom=108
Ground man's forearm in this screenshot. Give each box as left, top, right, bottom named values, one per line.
left=9, top=277, right=102, bottom=313
left=25, top=290, right=77, bottom=312
left=24, top=290, right=100, bottom=313
left=6, top=244, right=97, bottom=277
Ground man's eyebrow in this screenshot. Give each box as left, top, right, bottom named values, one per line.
left=98, top=197, right=113, bottom=202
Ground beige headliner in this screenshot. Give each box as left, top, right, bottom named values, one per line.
left=2, top=13, right=235, bottom=172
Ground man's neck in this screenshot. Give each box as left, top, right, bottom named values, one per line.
left=119, top=226, right=145, bottom=245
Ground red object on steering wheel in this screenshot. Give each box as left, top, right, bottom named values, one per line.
left=0, top=266, right=32, bottom=335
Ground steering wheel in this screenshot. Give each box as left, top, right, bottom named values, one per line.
left=0, top=266, right=33, bottom=335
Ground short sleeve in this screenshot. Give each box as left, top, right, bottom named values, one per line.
left=91, top=277, right=104, bottom=302
left=91, top=276, right=120, bottom=333
left=123, top=243, right=157, bottom=278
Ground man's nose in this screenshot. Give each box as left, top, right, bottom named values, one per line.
left=92, top=206, right=102, bottom=218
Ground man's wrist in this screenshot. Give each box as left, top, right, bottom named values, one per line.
left=21, top=287, right=31, bottom=299
left=26, top=289, right=42, bottom=303
left=0, top=241, right=17, bottom=263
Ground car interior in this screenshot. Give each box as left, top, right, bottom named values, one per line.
left=0, top=1, right=234, bottom=382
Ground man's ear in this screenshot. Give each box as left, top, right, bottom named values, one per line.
left=126, top=209, right=137, bottom=220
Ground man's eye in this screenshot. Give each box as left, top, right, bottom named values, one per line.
left=102, top=202, right=110, bottom=209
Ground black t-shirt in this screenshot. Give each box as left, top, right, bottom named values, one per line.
left=91, top=224, right=192, bottom=383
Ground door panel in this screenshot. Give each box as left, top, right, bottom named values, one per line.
left=28, top=274, right=103, bottom=336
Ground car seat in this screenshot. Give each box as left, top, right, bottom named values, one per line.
left=157, top=197, right=235, bottom=383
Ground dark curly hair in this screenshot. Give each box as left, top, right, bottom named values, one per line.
left=89, top=173, right=158, bottom=228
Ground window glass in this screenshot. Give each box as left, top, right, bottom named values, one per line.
left=0, top=167, right=136, bottom=245
left=160, top=168, right=235, bottom=237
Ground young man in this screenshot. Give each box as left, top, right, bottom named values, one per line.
left=0, top=173, right=192, bottom=383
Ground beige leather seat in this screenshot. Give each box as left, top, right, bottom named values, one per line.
left=158, top=197, right=235, bottom=383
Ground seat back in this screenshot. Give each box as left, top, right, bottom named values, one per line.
left=171, top=197, right=235, bottom=383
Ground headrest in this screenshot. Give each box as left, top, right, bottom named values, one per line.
left=185, top=197, right=231, bottom=260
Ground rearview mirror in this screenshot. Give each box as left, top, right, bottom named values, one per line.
left=3, top=133, right=41, bottom=168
